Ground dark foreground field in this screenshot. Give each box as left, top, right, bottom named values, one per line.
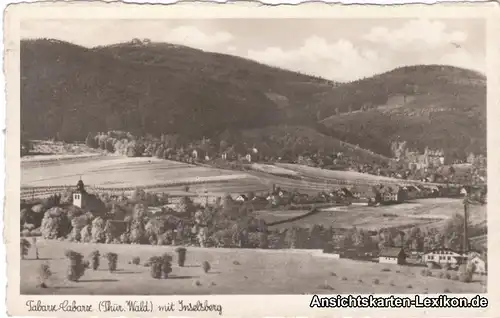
left=21, top=240, right=486, bottom=295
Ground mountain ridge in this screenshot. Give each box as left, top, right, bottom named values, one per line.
left=21, top=38, right=486, bottom=161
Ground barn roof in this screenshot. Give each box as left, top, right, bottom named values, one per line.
left=350, top=185, right=377, bottom=197
left=379, top=247, right=405, bottom=258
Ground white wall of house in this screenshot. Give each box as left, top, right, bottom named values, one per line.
left=379, top=257, right=399, bottom=264
left=423, top=250, right=462, bottom=265
left=322, top=253, right=341, bottom=259
left=470, top=257, right=487, bottom=274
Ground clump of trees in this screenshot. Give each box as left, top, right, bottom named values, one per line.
left=161, top=253, right=173, bottom=278
left=89, top=250, right=100, bottom=270
left=149, top=256, right=163, bottom=279
left=202, top=261, right=211, bottom=273
left=20, top=238, right=31, bottom=259
left=175, top=247, right=187, bottom=267
left=147, top=254, right=172, bottom=279
left=459, top=263, right=476, bottom=283
left=40, top=207, right=70, bottom=239
left=37, top=263, right=52, bottom=288
left=105, top=252, right=118, bottom=272
left=65, top=250, right=86, bottom=282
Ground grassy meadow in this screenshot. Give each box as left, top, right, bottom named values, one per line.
left=21, top=240, right=486, bottom=295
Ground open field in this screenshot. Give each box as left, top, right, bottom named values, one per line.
left=255, top=198, right=487, bottom=231
left=274, top=163, right=442, bottom=186
left=22, top=157, right=249, bottom=187
left=250, top=163, right=299, bottom=177
left=22, top=155, right=378, bottom=199
left=21, top=240, right=486, bottom=295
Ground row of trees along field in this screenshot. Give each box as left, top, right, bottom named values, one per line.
left=21, top=187, right=486, bottom=253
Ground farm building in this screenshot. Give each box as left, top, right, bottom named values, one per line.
left=266, top=194, right=280, bottom=206
left=244, top=154, right=253, bottom=162
left=380, top=185, right=407, bottom=204
left=191, top=149, right=202, bottom=160
left=422, top=248, right=467, bottom=268
left=350, top=185, right=380, bottom=203
left=322, top=250, right=341, bottom=259
left=469, top=255, right=487, bottom=275
left=235, top=194, right=249, bottom=202
left=378, top=247, right=406, bottom=265
left=404, top=185, right=421, bottom=200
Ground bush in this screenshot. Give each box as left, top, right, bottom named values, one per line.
left=105, top=253, right=118, bottom=272
left=373, top=279, right=380, bottom=285
left=161, top=253, right=173, bottom=278
left=132, top=257, right=141, bottom=265
left=441, top=263, right=451, bottom=271
left=445, top=272, right=452, bottom=280
left=438, top=271, right=445, bottom=279
left=459, top=271, right=473, bottom=283
left=91, top=217, right=106, bottom=243
left=407, top=284, right=413, bottom=289
left=458, top=263, right=474, bottom=283
left=37, top=263, right=52, bottom=288
left=259, top=232, right=268, bottom=249
left=202, top=261, right=211, bottom=273
left=65, top=250, right=86, bottom=282
left=426, top=262, right=437, bottom=269
left=420, top=268, right=432, bottom=277
left=175, top=247, right=187, bottom=267
left=20, top=238, right=31, bottom=259
left=342, top=276, right=348, bottom=281
left=451, top=274, right=459, bottom=281
left=90, top=250, right=100, bottom=270
left=149, top=256, right=163, bottom=279
left=444, top=288, right=451, bottom=293
left=119, top=232, right=130, bottom=244
left=233, top=260, right=241, bottom=265
left=330, top=272, right=337, bottom=277
left=381, top=268, right=391, bottom=272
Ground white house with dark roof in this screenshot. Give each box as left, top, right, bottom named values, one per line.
left=379, top=247, right=406, bottom=265
left=422, top=248, right=467, bottom=268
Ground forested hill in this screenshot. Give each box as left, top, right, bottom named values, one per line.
left=319, top=66, right=486, bottom=158
left=21, top=38, right=336, bottom=141
left=21, top=38, right=486, bottom=160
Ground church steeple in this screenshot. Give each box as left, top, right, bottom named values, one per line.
left=76, top=177, right=86, bottom=193
left=73, top=177, right=86, bottom=208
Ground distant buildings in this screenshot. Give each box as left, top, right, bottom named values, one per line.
left=404, top=147, right=445, bottom=170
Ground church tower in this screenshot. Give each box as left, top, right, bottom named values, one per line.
left=73, top=178, right=87, bottom=208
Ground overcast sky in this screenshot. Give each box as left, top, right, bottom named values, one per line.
left=21, top=18, right=485, bottom=82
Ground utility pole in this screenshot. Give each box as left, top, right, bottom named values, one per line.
left=463, top=196, right=470, bottom=253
